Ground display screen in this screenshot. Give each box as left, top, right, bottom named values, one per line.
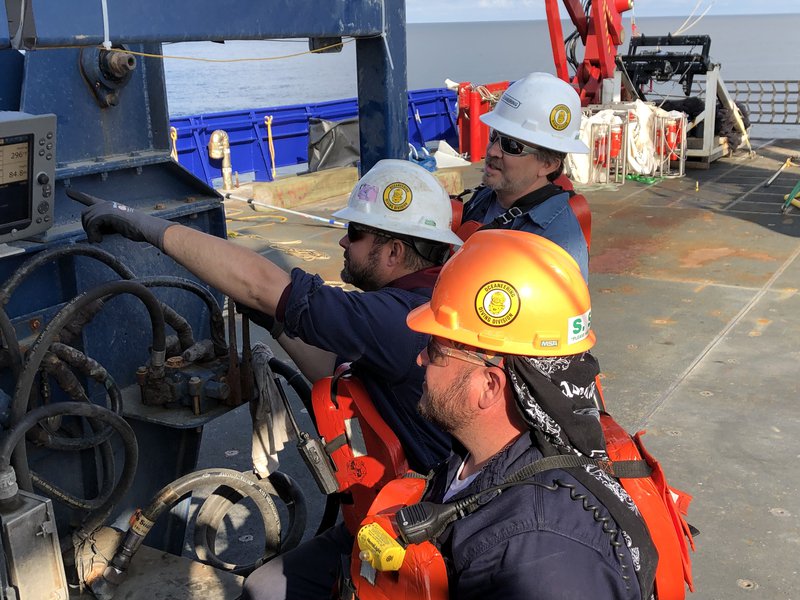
left=0, top=133, right=32, bottom=234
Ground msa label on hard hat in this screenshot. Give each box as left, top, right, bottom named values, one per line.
left=567, top=309, right=591, bottom=345
left=549, top=104, right=572, bottom=131
left=501, top=93, right=521, bottom=109
left=475, top=281, right=520, bottom=327
left=383, top=182, right=413, bottom=212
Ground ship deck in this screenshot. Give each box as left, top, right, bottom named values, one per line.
left=129, top=137, right=800, bottom=599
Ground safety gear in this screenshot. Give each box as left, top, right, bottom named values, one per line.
left=601, top=413, right=695, bottom=598
left=333, top=159, right=464, bottom=246
left=81, top=198, right=175, bottom=250
left=407, top=229, right=594, bottom=357
left=349, top=476, right=448, bottom=600
left=480, top=72, right=590, bottom=154
left=311, top=366, right=410, bottom=535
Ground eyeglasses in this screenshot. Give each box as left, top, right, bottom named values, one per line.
left=423, top=337, right=502, bottom=368
left=488, top=129, right=539, bottom=157
left=346, top=222, right=390, bottom=243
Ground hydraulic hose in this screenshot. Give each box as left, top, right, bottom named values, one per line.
left=136, top=276, right=227, bottom=357
left=0, top=401, right=137, bottom=534
left=0, top=244, right=197, bottom=353
left=36, top=343, right=123, bottom=451
left=0, top=245, right=136, bottom=304
left=267, top=357, right=313, bottom=419
left=89, top=468, right=281, bottom=599
left=0, top=307, right=22, bottom=381
left=9, top=280, right=165, bottom=492
left=193, top=470, right=307, bottom=570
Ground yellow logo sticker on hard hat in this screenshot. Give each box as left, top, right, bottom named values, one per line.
left=475, top=281, right=520, bottom=327
left=567, top=309, right=591, bottom=345
left=383, top=182, right=413, bottom=212
left=549, top=104, right=571, bottom=131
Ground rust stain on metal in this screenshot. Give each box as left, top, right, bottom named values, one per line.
left=591, top=246, right=647, bottom=274
left=652, top=318, right=676, bottom=325
left=29, top=318, right=41, bottom=332
left=680, top=247, right=776, bottom=268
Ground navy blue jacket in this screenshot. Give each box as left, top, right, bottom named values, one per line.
left=280, top=267, right=451, bottom=473
left=426, top=434, right=642, bottom=600
left=463, top=185, right=589, bottom=281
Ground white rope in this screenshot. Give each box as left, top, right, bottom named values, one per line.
left=673, top=0, right=716, bottom=35
left=100, top=0, right=112, bottom=49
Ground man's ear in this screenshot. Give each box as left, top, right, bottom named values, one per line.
left=385, top=239, right=407, bottom=267
left=477, top=366, right=507, bottom=410
left=539, top=157, right=562, bottom=179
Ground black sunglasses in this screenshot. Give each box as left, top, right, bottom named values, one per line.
left=346, top=222, right=390, bottom=243
left=489, top=129, right=538, bottom=157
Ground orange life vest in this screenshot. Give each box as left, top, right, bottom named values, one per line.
left=349, top=476, right=448, bottom=600
left=601, top=414, right=695, bottom=599
left=311, top=368, right=409, bottom=535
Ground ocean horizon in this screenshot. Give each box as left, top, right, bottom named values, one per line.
left=163, top=14, right=800, bottom=137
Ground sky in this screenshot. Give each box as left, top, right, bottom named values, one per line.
left=406, top=0, right=800, bottom=23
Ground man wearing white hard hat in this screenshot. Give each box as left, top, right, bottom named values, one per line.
left=462, top=72, right=591, bottom=281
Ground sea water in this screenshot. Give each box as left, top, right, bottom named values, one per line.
left=164, top=14, right=800, bottom=137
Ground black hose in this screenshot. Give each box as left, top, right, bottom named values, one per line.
left=267, top=357, right=313, bottom=418
left=0, top=307, right=22, bottom=381
left=9, top=280, right=165, bottom=492
left=0, top=244, right=197, bottom=353
left=0, top=245, right=136, bottom=305
left=94, top=468, right=281, bottom=594
left=136, top=276, right=227, bottom=357
left=31, top=438, right=116, bottom=512
left=0, top=401, right=137, bottom=532
left=194, top=470, right=307, bottom=570
left=35, top=343, right=122, bottom=451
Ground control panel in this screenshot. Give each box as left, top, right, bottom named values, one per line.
left=0, top=112, right=57, bottom=243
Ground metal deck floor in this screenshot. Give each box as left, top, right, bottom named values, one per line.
left=190, top=139, right=800, bottom=599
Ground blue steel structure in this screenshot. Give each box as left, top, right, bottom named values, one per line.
left=0, top=0, right=409, bottom=557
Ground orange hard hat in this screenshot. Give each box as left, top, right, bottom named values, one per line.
left=407, top=229, right=595, bottom=357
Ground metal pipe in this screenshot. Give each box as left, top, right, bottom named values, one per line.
left=208, top=129, right=234, bottom=191
left=224, top=193, right=346, bottom=228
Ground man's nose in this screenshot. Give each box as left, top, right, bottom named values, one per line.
left=339, top=234, right=349, bottom=250
left=486, top=136, right=503, bottom=157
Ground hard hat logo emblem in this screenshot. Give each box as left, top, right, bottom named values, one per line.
left=550, top=104, right=571, bottom=131
left=475, top=281, right=520, bottom=327
left=383, top=182, right=413, bottom=212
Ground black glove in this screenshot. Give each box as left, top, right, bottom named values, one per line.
left=81, top=200, right=174, bottom=250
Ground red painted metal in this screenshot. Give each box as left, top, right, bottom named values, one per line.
left=456, top=80, right=510, bottom=162
left=546, top=0, right=634, bottom=106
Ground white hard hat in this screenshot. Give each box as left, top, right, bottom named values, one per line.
left=333, top=159, right=463, bottom=246
left=480, top=72, right=590, bottom=154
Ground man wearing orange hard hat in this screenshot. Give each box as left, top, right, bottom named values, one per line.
left=347, top=229, right=656, bottom=599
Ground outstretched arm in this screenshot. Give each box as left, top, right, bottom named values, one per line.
left=162, top=224, right=290, bottom=315
left=80, top=198, right=290, bottom=316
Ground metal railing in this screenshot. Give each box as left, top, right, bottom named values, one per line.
left=723, top=80, right=799, bottom=125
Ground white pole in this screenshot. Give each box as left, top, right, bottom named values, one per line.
left=224, top=193, right=346, bottom=228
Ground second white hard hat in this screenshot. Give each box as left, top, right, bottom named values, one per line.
left=480, top=72, right=590, bottom=154
left=333, top=159, right=463, bottom=246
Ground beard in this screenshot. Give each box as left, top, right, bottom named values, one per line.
left=341, top=243, right=384, bottom=291
left=418, top=369, right=476, bottom=434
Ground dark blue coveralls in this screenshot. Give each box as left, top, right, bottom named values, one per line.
left=427, top=433, right=643, bottom=599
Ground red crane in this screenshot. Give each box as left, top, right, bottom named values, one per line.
left=545, top=0, right=635, bottom=106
